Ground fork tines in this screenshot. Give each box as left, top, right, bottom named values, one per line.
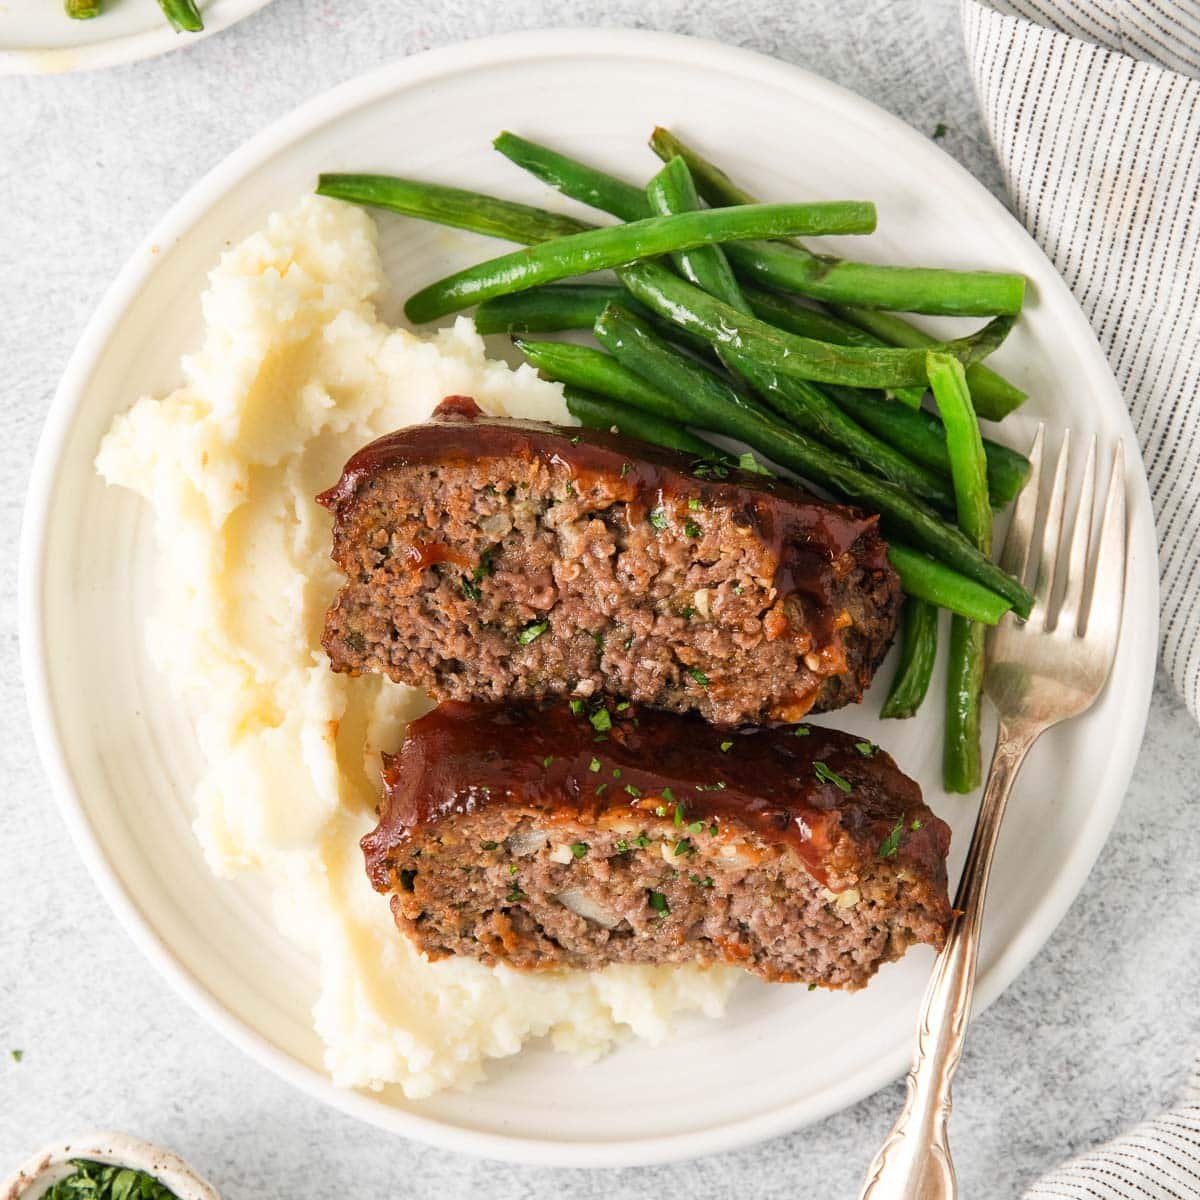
left=996, top=426, right=1126, bottom=645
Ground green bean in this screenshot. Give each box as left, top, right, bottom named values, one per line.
left=645, top=157, right=753, bottom=313
left=473, top=285, right=636, bottom=334
left=646, top=165, right=947, bottom=506
left=511, top=338, right=737, bottom=417
left=405, top=201, right=878, bottom=324
left=928, top=352, right=992, bottom=792
left=594, top=302, right=1031, bottom=616
left=831, top=304, right=1027, bottom=421
left=724, top=240, right=1025, bottom=318
left=157, top=0, right=203, bottom=30
left=718, top=349, right=956, bottom=511
left=649, top=128, right=1025, bottom=317
left=65, top=0, right=101, bottom=17
left=493, top=132, right=648, bottom=222
left=743, top=287, right=925, bottom=409
left=620, top=260, right=1015, bottom=390
left=885, top=544, right=1012, bottom=624
left=498, top=129, right=1026, bottom=318
left=827, top=385, right=1029, bottom=506
left=563, top=388, right=734, bottom=460
left=316, top=174, right=592, bottom=244
left=928, top=355, right=992, bottom=557
left=642, top=129, right=1027, bottom=416
left=881, top=598, right=939, bottom=718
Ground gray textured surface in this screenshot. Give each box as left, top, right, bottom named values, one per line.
left=1, top=1, right=1197, bottom=1196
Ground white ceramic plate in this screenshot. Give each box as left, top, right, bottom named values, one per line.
left=20, top=30, right=1157, bottom=1168
left=0, top=0, right=273, bottom=75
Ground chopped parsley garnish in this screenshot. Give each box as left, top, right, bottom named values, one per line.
left=814, top=761, right=852, bottom=793
left=691, top=457, right=731, bottom=480
left=911, top=818, right=923, bottom=831
left=543, top=755, right=554, bottom=768
left=732, top=583, right=744, bottom=595
left=709, top=823, right=719, bottom=836
left=570, top=435, right=581, bottom=445
left=932, top=122, right=948, bottom=139
left=484, top=484, right=498, bottom=495
left=684, top=519, right=701, bottom=539
left=688, top=667, right=710, bottom=687
left=648, top=890, right=670, bottom=916
left=634, top=834, right=651, bottom=848
left=592, top=631, right=605, bottom=651
left=473, top=546, right=497, bottom=582
left=808, top=983, right=817, bottom=992
left=654, top=805, right=666, bottom=817
left=518, top=620, right=549, bottom=645
left=480, top=840, right=499, bottom=851
left=879, top=820, right=904, bottom=859
left=720, top=740, right=733, bottom=753
left=588, top=757, right=602, bottom=773
left=794, top=725, right=811, bottom=737
left=43, top=1161, right=177, bottom=1200
left=509, top=864, right=518, bottom=875
left=615, top=700, right=630, bottom=711
left=687, top=820, right=704, bottom=834
left=662, top=787, right=675, bottom=804
left=696, top=781, right=727, bottom=792
left=854, top=741, right=877, bottom=757
left=620, top=462, right=632, bottom=477
left=595, top=783, right=608, bottom=797
left=10, top=1049, right=23, bottom=1063
left=612, top=767, right=622, bottom=778
left=570, top=842, right=589, bottom=859
left=569, top=699, right=584, bottom=715
left=625, top=784, right=642, bottom=797
left=673, top=839, right=695, bottom=857
left=506, top=886, right=525, bottom=902
left=460, top=575, right=481, bottom=601
left=688, top=498, right=702, bottom=510
left=672, top=803, right=684, bottom=827
left=648, top=508, right=669, bottom=530
left=737, top=451, right=770, bottom=475
left=680, top=606, right=695, bottom=619
left=690, top=874, right=714, bottom=888
left=615, top=839, right=629, bottom=853
left=589, top=708, right=612, bottom=733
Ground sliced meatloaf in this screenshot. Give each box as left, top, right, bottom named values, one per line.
left=319, top=395, right=901, bottom=727
left=361, top=699, right=952, bottom=988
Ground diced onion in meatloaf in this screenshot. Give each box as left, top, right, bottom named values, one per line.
left=361, top=700, right=953, bottom=988
left=319, top=396, right=902, bottom=727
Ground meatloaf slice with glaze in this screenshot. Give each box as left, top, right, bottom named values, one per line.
left=361, top=700, right=952, bottom=988
left=319, top=395, right=901, bottom=727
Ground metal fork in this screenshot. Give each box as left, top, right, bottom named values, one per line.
left=858, top=427, right=1128, bottom=1200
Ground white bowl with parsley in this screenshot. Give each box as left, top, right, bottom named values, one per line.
left=0, top=1133, right=220, bottom=1200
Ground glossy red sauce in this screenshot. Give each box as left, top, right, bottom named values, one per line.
left=362, top=700, right=949, bottom=890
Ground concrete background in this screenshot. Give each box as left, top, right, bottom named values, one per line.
left=2, top=1, right=1197, bottom=1196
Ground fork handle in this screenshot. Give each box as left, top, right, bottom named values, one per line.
left=858, top=720, right=1040, bottom=1200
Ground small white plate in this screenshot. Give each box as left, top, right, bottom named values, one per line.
left=20, top=30, right=1157, bottom=1167
left=0, top=0, right=273, bottom=75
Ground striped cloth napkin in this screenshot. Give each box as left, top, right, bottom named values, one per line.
left=961, top=5, right=1200, bottom=1195
left=962, top=0, right=1200, bottom=723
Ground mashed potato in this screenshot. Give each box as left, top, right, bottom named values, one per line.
left=96, top=195, right=737, bottom=1097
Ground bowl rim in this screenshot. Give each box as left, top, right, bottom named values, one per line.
left=0, top=1132, right=220, bottom=1200
left=17, top=27, right=1159, bottom=1168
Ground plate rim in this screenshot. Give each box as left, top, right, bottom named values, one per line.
left=18, top=27, right=1159, bottom=1167
left=0, top=0, right=274, bottom=76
